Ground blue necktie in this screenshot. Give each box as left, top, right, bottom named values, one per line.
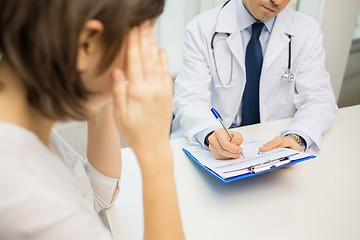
left=241, top=22, right=264, bottom=126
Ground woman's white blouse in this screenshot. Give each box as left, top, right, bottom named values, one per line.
left=0, top=122, right=119, bottom=240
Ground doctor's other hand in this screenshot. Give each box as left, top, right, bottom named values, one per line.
left=112, top=23, right=173, bottom=157
left=206, top=129, right=244, bottom=160
left=259, top=135, right=302, bottom=152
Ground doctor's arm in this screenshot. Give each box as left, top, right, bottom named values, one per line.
left=173, top=18, right=222, bottom=146
left=173, top=18, right=245, bottom=159
left=261, top=21, right=337, bottom=153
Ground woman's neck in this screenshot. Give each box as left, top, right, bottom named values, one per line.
left=0, top=59, right=54, bottom=148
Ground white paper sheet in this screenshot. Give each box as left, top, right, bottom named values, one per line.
left=185, top=138, right=312, bottom=179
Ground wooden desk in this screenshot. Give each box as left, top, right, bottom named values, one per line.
left=106, top=105, right=360, bottom=240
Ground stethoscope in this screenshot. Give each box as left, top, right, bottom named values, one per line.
left=211, top=29, right=295, bottom=88
left=211, top=32, right=233, bottom=88
left=210, top=0, right=233, bottom=88
left=281, top=34, right=294, bottom=82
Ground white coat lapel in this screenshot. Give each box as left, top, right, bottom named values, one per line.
left=214, top=0, right=246, bottom=75
left=227, top=32, right=245, bottom=75
left=263, top=8, right=295, bottom=69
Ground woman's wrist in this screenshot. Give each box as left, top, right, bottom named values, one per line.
left=134, top=141, right=173, bottom=175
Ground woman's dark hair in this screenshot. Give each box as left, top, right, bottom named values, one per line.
left=0, top=0, right=166, bottom=121
left=0, top=0, right=128, bottom=120
left=129, top=0, right=166, bottom=27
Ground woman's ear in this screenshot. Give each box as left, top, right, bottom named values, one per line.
left=77, top=20, right=104, bottom=72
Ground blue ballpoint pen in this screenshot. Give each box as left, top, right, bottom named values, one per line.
left=211, top=108, right=244, bottom=158
left=211, top=108, right=233, bottom=140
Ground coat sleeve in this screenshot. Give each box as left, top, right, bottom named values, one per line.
left=172, top=17, right=220, bottom=146
left=281, top=20, right=338, bottom=152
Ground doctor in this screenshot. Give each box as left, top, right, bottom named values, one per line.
left=172, top=0, right=337, bottom=159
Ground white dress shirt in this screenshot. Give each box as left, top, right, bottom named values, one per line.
left=0, top=121, right=118, bottom=240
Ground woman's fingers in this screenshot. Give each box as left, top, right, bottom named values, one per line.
left=140, top=21, right=161, bottom=82
left=112, top=69, right=128, bottom=123
left=127, top=27, right=143, bottom=83
left=159, top=48, right=173, bottom=91
left=159, top=49, right=170, bottom=75
left=112, top=23, right=173, bottom=151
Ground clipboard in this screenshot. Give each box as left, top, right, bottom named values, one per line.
left=182, top=141, right=316, bottom=183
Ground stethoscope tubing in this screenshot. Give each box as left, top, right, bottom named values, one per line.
left=287, top=34, right=292, bottom=75
left=211, top=31, right=294, bottom=86
left=211, top=32, right=234, bottom=88
left=210, top=0, right=294, bottom=87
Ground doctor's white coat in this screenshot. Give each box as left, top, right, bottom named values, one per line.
left=172, top=0, right=337, bottom=152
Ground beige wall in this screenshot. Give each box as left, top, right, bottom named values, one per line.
left=320, top=0, right=360, bottom=101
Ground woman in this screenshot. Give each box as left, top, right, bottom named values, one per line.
left=0, top=0, right=184, bottom=239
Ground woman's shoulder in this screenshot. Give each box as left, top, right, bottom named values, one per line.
left=0, top=122, right=89, bottom=206
left=0, top=123, right=107, bottom=239
left=0, top=165, right=109, bottom=239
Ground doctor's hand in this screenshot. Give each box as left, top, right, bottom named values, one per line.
left=206, top=129, right=244, bottom=160
left=259, top=136, right=302, bottom=152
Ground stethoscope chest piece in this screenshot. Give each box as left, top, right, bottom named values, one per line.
left=282, top=70, right=294, bottom=82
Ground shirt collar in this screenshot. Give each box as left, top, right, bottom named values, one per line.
left=236, top=0, right=276, bottom=33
